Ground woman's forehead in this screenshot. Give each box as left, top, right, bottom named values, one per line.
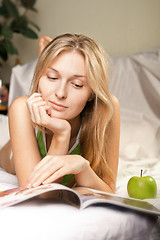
left=46, top=51, right=85, bottom=72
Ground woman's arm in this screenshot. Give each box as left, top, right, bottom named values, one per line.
left=9, top=95, right=71, bottom=186
left=104, top=95, right=120, bottom=192
left=9, top=96, right=42, bottom=186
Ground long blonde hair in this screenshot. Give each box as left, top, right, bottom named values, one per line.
left=31, top=33, right=114, bottom=188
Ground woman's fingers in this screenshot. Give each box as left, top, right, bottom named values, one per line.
left=26, top=93, right=50, bottom=125
left=26, top=157, right=51, bottom=185
left=33, top=104, right=49, bottom=125
left=26, top=156, right=64, bottom=187
left=26, top=155, right=87, bottom=188
left=27, top=93, right=43, bottom=121
left=27, top=92, right=42, bottom=100
left=42, top=168, right=67, bottom=185
left=38, top=105, right=50, bottom=125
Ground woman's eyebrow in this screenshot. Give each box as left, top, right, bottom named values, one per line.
left=49, top=67, right=85, bottom=78
left=48, top=67, right=59, bottom=73
left=74, top=74, right=86, bottom=78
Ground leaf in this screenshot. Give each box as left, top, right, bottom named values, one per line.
left=10, top=20, right=20, bottom=33
left=21, top=27, right=38, bottom=39
left=0, top=45, right=8, bottom=61
left=3, top=0, right=19, bottom=18
left=0, top=5, right=8, bottom=17
left=0, top=24, right=2, bottom=34
left=2, top=40, right=18, bottom=55
left=10, top=17, right=28, bottom=33
left=1, top=26, right=13, bottom=39
left=28, top=20, right=40, bottom=31
left=20, top=0, right=36, bottom=9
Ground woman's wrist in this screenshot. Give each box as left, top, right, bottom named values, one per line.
left=48, top=129, right=71, bottom=155
left=48, top=119, right=71, bottom=138
left=53, top=124, right=71, bottom=141
left=75, top=157, right=91, bottom=185
left=75, top=158, right=114, bottom=193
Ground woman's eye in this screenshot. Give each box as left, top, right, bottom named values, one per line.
left=72, top=81, right=83, bottom=88
left=74, top=84, right=83, bottom=88
left=47, top=76, right=58, bottom=80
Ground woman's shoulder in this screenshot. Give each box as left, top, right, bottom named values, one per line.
left=9, top=96, right=29, bottom=116
left=9, top=96, right=28, bottom=108
left=110, top=94, right=120, bottom=110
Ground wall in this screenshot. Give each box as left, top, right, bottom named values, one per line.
left=12, top=0, right=160, bottom=65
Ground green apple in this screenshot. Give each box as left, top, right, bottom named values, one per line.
left=127, top=170, right=157, bottom=200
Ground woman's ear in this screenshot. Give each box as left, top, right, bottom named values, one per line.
left=38, top=36, right=52, bottom=55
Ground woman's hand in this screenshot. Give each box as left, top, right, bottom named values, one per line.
left=26, top=155, right=89, bottom=188
left=26, top=93, right=71, bottom=137
left=27, top=93, right=49, bottom=125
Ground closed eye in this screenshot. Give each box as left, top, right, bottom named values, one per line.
left=73, top=83, right=83, bottom=88
left=47, top=76, right=58, bottom=80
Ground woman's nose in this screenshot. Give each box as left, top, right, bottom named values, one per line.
left=55, top=81, right=67, bottom=99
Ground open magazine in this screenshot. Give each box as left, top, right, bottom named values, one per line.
left=0, top=183, right=160, bottom=216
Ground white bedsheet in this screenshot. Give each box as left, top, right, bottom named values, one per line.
left=0, top=197, right=155, bottom=240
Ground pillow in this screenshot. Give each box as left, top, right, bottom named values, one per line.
left=110, top=48, right=160, bottom=120
left=0, top=115, right=10, bottom=150
left=117, top=108, right=160, bottom=196
left=119, top=108, right=160, bottom=159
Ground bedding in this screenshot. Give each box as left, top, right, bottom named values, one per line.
left=0, top=116, right=159, bottom=240
left=0, top=48, right=160, bottom=239
left=110, top=47, right=160, bottom=120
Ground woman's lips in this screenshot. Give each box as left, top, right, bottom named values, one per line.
left=49, top=101, right=68, bottom=111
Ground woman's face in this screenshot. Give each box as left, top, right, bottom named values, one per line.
left=38, top=50, right=92, bottom=124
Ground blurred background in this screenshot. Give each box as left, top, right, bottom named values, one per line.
left=14, top=0, right=160, bottom=61
left=0, top=0, right=160, bottom=83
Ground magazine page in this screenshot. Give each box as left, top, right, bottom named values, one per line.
left=145, top=198, right=160, bottom=211
left=74, top=187, right=160, bottom=216
left=0, top=183, right=81, bottom=209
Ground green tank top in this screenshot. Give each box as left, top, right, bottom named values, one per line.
left=36, top=130, right=81, bottom=186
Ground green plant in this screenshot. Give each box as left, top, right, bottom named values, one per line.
left=0, top=0, right=40, bottom=66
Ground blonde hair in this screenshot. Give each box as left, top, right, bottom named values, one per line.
left=31, top=33, right=114, bottom=188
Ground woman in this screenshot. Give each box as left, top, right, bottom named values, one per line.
left=0, top=33, right=120, bottom=193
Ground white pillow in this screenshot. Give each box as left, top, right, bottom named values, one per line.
left=0, top=114, right=10, bottom=150
left=120, top=108, right=160, bottom=159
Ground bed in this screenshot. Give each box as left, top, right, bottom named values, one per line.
left=0, top=48, right=160, bottom=240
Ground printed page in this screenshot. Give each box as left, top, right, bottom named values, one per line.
left=145, top=198, right=160, bottom=210
left=0, top=183, right=81, bottom=209
left=75, top=187, right=160, bottom=216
